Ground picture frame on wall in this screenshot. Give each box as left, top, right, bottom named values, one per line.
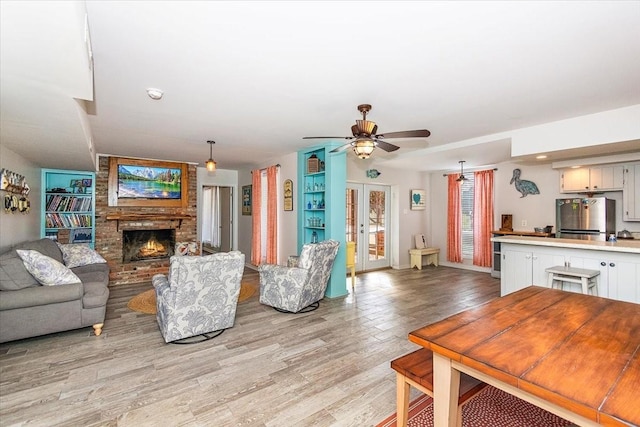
left=242, top=185, right=252, bottom=216
left=283, top=179, right=293, bottom=211
left=410, top=189, right=426, bottom=210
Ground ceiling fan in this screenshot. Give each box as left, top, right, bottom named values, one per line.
left=303, top=104, right=431, bottom=159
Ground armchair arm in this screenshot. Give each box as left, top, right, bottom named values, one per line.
left=152, top=273, right=175, bottom=309
left=259, top=264, right=308, bottom=288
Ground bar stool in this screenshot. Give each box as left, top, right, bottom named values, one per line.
left=545, top=265, right=600, bottom=295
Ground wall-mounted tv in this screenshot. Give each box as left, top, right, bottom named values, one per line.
left=108, top=157, right=188, bottom=208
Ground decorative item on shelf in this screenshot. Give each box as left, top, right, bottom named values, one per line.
left=307, top=200, right=312, bottom=210
left=311, top=231, right=318, bottom=243
left=307, top=154, right=320, bottom=174
left=205, top=140, right=217, bottom=172
left=366, top=169, right=381, bottom=178
left=410, top=189, right=426, bottom=211
left=510, top=168, right=540, bottom=198
left=500, top=214, right=513, bottom=231
left=70, top=179, right=85, bottom=194
left=319, top=160, right=325, bottom=171
left=283, top=179, right=293, bottom=211
left=242, top=185, right=252, bottom=215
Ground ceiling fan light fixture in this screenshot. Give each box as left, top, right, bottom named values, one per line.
left=356, top=119, right=377, bottom=135
left=353, top=139, right=375, bottom=159
left=205, top=140, right=217, bottom=172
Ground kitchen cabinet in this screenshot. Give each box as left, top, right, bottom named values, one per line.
left=500, top=244, right=565, bottom=295
left=622, top=162, right=640, bottom=221
left=568, top=252, right=640, bottom=303
left=560, top=164, right=624, bottom=193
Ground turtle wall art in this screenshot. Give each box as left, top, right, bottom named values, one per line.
left=510, top=168, right=540, bottom=198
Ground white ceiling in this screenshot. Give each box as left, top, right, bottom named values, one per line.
left=1, top=1, right=640, bottom=173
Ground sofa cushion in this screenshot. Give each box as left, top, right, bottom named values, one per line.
left=16, top=250, right=81, bottom=286
left=0, top=250, right=39, bottom=291
left=0, top=282, right=83, bottom=310
left=57, top=243, right=107, bottom=268
left=16, top=238, right=64, bottom=263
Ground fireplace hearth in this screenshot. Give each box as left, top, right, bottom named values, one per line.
left=123, top=229, right=175, bottom=262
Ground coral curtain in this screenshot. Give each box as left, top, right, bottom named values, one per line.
left=447, top=174, right=462, bottom=263
left=250, top=165, right=279, bottom=265
left=251, top=170, right=262, bottom=266
left=473, top=169, right=494, bottom=267
left=265, top=165, right=278, bottom=264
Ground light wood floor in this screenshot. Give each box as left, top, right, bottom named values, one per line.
left=0, top=266, right=499, bottom=427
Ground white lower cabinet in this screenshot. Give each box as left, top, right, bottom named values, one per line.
left=568, top=252, right=640, bottom=303
left=500, top=242, right=640, bottom=303
left=501, top=245, right=565, bottom=296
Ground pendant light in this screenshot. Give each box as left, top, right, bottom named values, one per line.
left=205, top=140, right=217, bottom=172
left=456, top=160, right=468, bottom=182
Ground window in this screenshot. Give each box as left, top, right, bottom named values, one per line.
left=460, top=174, right=475, bottom=259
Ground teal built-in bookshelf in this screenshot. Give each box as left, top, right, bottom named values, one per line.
left=298, top=143, right=347, bottom=298
left=41, top=169, right=96, bottom=247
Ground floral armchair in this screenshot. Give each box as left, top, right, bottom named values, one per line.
left=259, top=240, right=339, bottom=313
left=152, top=251, right=245, bottom=343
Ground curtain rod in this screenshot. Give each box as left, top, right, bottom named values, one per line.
left=443, top=167, right=498, bottom=177
left=251, top=164, right=280, bottom=173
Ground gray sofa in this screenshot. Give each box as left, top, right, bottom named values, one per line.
left=0, top=238, right=110, bottom=343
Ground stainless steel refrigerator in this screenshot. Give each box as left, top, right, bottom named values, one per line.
left=556, top=198, right=615, bottom=241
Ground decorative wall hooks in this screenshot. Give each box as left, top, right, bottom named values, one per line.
left=0, top=168, right=30, bottom=195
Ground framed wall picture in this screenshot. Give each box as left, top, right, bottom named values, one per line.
left=108, top=157, right=188, bottom=208
left=242, top=185, right=252, bottom=216
left=283, top=179, right=293, bottom=211
left=410, top=189, right=426, bottom=210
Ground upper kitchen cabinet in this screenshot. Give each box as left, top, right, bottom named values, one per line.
left=560, top=164, right=624, bottom=193
left=623, top=162, right=640, bottom=221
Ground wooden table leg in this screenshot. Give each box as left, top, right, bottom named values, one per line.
left=432, top=352, right=460, bottom=427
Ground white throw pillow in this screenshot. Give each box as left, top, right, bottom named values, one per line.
left=57, top=243, right=107, bottom=268
left=16, top=249, right=81, bottom=286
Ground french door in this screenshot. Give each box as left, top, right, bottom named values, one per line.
left=346, top=183, right=390, bottom=271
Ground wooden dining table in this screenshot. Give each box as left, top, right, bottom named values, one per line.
left=408, top=286, right=640, bottom=427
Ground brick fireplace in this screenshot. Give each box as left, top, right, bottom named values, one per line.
left=94, top=156, right=197, bottom=285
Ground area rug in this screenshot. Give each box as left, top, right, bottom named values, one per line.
left=376, top=385, right=574, bottom=427
left=127, top=282, right=258, bottom=314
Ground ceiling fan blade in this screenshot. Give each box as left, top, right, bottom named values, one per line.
left=303, top=136, right=353, bottom=140
left=374, top=139, right=400, bottom=152
left=329, top=143, right=354, bottom=153
left=375, top=129, right=431, bottom=139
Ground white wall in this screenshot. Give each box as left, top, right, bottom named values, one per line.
left=347, top=156, right=429, bottom=269
left=236, top=152, right=298, bottom=267
left=0, top=144, right=42, bottom=252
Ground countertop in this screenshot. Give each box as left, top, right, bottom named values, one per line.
left=491, top=235, right=640, bottom=254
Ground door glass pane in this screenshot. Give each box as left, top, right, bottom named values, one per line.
left=346, top=188, right=358, bottom=258
left=368, top=190, right=385, bottom=260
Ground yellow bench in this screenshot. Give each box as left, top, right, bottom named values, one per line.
left=409, top=247, right=440, bottom=269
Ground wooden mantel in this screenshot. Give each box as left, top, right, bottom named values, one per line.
left=105, top=213, right=193, bottom=230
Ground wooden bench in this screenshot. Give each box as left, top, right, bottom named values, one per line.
left=391, top=348, right=486, bottom=427
left=409, top=247, right=440, bottom=269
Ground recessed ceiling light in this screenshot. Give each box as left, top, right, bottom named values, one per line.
left=536, top=155, right=547, bottom=159
left=146, top=88, right=163, bottom=100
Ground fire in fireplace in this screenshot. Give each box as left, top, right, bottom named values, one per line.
left=122, top=229, right=175, bottom=262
